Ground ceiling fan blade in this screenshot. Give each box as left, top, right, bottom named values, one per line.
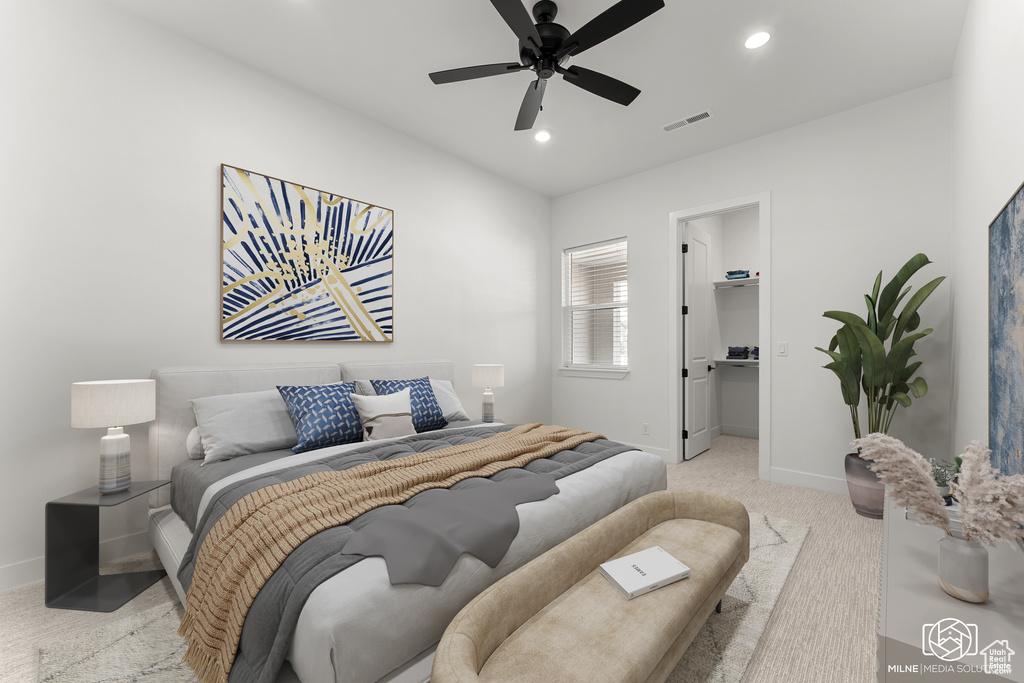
left=429, top=62, right=528, bottom=85
left=514, top=79, right=547, bottom=131
left=490, top=0, right=543, bottom=56
left=556, top=0, right=665, bottom=59
left=559, top=65, right=640, bottom=106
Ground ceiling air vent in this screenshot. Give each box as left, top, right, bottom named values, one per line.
left=662, top=109, right=714, bottom=132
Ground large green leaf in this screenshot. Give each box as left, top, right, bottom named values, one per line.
left=852, top=325, right=887, bottom=389
left=908, top=376, right=928, bottom=398
left=824, top=311, right=868, bottom=328
left=816, top=347, right=842, bottom=364
left=835, top=326, right=862, bottom=407
left=901, top=360, right=923, bottom=382
left=890, top=391, right=912, bottom=408
left=877, top=254, right=932, bottom=324
left=893, top=276, right=946, bottom=342
left=877, top=286, right=911, bottom=341
left=871, top=271, right=882, bottom=312
left=864, top=295, right=877, bottom=334
left=886, top=330, right=932, bottom=376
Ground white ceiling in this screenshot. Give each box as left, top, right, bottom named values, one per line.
left=104, top=0, right=968, bottom=198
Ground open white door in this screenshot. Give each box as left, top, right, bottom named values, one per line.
left=683, top=223, right=712, bottom=459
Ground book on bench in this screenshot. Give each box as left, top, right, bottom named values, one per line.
left=599, top=546, right=691, bottom=600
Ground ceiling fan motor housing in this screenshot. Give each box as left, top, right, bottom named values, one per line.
left=519, top=21, right=571, bottom=77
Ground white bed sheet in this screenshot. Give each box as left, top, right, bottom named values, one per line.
left=149, top=438, right=667, bottom=683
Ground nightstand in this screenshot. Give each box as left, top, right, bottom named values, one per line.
left=45, top=480, right=169, bottom=612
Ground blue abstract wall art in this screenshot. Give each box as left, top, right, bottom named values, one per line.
left=221, top=165, right=393, bottom=342
left=989, top=178, right=1024, bottom=477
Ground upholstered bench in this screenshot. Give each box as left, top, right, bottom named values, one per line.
left=431, top=489, right=749, bottom=683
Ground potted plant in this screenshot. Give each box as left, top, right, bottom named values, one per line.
left=815, top=253, right=945, bottom=518
left=855, top=434, right=1024, bottom=602
left=929, top=458, right=954, bottom=497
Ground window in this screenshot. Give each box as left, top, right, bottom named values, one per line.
left=562, top=238, right=628, bottom=370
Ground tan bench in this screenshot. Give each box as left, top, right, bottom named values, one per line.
left=431, top=489, right=749, bottom=683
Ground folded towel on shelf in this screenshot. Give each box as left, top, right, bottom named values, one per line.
left=725, top=273, right=750, bottom=280
left=752, top=347, right=760, bottom=359
left=726, top=270, right=749, bottom=275
left=728, top=346, right=750, bottom=355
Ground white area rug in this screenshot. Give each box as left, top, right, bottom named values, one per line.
left=39, top=512, right=807, bottom=683
left=668, top=513, right=810, bottom=682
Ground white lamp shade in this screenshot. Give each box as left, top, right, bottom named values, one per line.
left=71, top=379, right=156, bottom=428
left=472, top=364, right=504, bottom=389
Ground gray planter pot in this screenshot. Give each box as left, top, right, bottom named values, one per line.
left=845, top=452, right=884, bottom=519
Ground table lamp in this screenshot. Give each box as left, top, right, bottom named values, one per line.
left=71, top=379, right=156, bottom=494
left=472, top=364, right=504, bottom=423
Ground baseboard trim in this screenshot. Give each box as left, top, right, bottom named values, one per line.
left=0, top=530, right=153, bottom=594
left=721, top=425, right=759, bottom=439
left=619, top=441, right=672, bottom=463
left=770, top=466, right=849, bottom=496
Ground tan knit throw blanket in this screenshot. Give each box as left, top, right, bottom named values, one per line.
left=178, top=423, right=604, bottom=683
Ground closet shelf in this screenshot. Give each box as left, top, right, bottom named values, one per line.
left=713, top=277, right=759, bottom=289
left=715, top=358, right=759, bottom=367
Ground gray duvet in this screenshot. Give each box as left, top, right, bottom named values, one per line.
left=174, top=424, right=634, bottom=683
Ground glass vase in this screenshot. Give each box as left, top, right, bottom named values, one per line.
left=937, top=532, right=989, bottom=603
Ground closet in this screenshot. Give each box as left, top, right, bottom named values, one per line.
left=688, top=207, right=760, bottom=441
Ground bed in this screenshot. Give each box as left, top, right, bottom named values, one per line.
left=146, top=360, right=667, bottom=683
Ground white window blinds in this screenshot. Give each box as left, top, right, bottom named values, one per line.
left=563, top=239, right=628, bottom=368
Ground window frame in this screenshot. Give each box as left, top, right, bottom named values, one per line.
left=559, top=237, right=630, bottom=379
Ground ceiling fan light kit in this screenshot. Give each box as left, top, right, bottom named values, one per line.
left=428, top=0, right=665, bottom=131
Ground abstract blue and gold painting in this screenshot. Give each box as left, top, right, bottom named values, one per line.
left=221, top=165, right=393, bottom=342
left=989, top=178, right=1024, bottom=476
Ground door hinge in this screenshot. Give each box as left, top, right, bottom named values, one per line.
left=682, top=368, right=688, bottom=378
left=681, top=243, right=689, bottom=253
left=681, top=305, right=689, bottom=315
left=683, top=430, right=689, bottom=439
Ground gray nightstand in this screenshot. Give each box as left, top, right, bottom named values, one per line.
left=45, top=480, right=169, bottom=612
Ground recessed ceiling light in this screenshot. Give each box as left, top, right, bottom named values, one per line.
left=745, top=31, right=771, bottom=49
left=534, top=130, right=551, bottom=142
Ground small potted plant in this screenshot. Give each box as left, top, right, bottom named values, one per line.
left=855, top=433, right=1024, bottom=603
left=816, top=253, right=945, bottom=518
left=929, top=458, right=954, bottom=498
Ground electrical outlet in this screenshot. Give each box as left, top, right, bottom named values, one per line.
left=641, top=423, right=651, bottom=436
left=778, top=342, right=788, bottom=357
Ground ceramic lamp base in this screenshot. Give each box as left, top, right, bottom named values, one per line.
left=99, top=427, right=132, bottom=494
left=481, top=389, right=494, bottom=423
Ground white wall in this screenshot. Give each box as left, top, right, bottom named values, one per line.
left=552, top=82, right=953, bottom=491
left=0, top=0, right=552, bottom=590
left=950, top=0, right=1024, bottom=455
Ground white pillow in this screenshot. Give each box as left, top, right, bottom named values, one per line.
left=185, top=426, right=204, bottom=460
left=350, top=388, right=416, bottom=441
left=190, top=389, right=298, bottom=465
left=429, top=379, right=471, bottom=422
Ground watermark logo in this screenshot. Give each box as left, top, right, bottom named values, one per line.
left=922, top=618, right=979, bottom=661
left=981, top=640, right=1015, bottom=676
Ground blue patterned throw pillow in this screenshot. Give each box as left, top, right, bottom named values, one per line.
left=277, top=382, right=362, bottom=453
left=370, top=377, right=448, bottom=433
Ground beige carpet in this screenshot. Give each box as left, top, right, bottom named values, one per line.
left=668, top=436, right=883, bottom=683
left=2, top=435, right=881, bottom=683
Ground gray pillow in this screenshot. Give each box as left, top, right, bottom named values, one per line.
left=430, top=379, right=471, bottom=422
left=190, top=389, right=298, bottom=464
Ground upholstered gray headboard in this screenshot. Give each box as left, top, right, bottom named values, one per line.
left=148, top=359, right=454, bottom=507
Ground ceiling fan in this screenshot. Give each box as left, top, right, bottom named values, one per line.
left=428, top=0, right=665, bottom=131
